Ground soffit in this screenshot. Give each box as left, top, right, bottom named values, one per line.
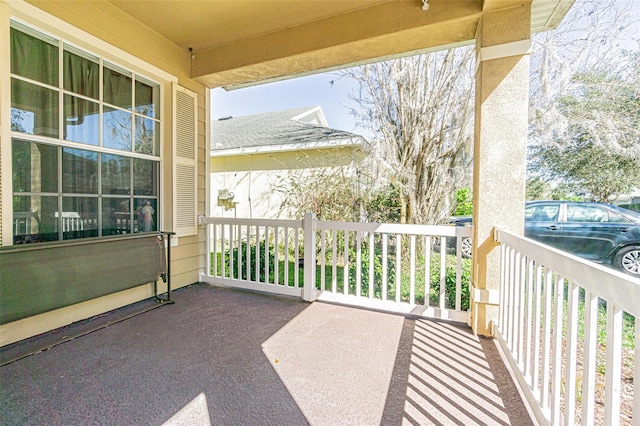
left=100, top=0, right=573, bottom=88
left=107, top=0, right=391, bottom=52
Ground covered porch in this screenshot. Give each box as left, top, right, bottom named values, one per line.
left=2, top=0, right=637, bottom=425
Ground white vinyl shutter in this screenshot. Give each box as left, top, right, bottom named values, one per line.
left=172, top=83, right=198, bottom=237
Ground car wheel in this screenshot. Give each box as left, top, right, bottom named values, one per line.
left=615, top=246, right=640, bottom=277
left=461, top=237, right=473, bottom=259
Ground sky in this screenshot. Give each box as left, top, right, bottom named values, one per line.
left=210, top=0, right=640, bottom=140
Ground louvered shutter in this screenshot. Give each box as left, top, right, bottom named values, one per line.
left=172, top=83, right=198, bottom=237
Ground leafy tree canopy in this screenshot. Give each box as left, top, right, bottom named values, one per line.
left=529, top=57, right=640, bottom=202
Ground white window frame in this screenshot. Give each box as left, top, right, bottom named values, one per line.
left=2, top=2, right=178, bottom=245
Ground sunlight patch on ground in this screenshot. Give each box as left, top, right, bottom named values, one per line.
left=163, top=392, right=211, bottom=426
left=262, top=302, right=404, bottom=425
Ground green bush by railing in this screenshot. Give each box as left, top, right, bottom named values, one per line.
left=213, top=241, right=472, bottom=311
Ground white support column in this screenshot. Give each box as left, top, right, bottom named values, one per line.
left=303, top=212, right=317, bottom=302
left=471, top=4, right=531, bottom=336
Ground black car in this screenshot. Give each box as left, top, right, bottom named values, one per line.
left=449, top=201, right=640, bottom=277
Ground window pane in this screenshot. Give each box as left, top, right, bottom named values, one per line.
left=62, top=148, right=98, bottom=193
left=133, top=158, right=158, bottom=196
left=13, top=195, right=58, bottom=244
left=104, top=65, right=132, bottom=109
left=11, top=78, right=59, bottom=138
left=135, top=198, right=157, bottom=233
left=103, top=198, right=131, bottom=235
left=135, top=79, right=159, bottom=118
left=10, top=27, right=58, bottom=86
left=61, top=197, right=98, bottom=240
left=103, top=106, right=132, bottom=151
left=12, top=139, right=58, bottom=193
left=135, top=116, right=159, bottom=155
left=64, top=94, right=99, bottom=145
left=101, top=154, right=131, bottom=195
left=64, top=49, right=99, bottom=99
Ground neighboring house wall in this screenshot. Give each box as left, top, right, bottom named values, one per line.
left=0, top=1, right=207, bottom=345
left=211, top=147, right=361, bottom=219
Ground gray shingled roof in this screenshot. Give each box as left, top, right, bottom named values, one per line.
left=211, top=107, right=365, bottom=152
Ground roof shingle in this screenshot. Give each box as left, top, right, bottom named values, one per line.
left=211, top=106, right=365, bottom=152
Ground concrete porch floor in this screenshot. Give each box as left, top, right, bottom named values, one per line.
left=0, top=284, right=533, bottom=425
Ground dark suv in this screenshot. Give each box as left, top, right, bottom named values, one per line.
left=450, top=201, right=640, bottom=277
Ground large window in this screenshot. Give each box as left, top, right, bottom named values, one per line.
left=10, top=23, right=161, bottom=244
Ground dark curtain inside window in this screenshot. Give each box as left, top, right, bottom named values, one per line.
left=104, top=67, right=132, bottom=109
left=64, top=51, right=99, bottom=129
left=10, top=28, right=58, bottom=86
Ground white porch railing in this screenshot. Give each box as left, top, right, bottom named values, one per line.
left=495, top=228, right=640, bottom=426
left=199, top=213, right=473, bottom=323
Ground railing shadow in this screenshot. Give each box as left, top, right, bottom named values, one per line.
left=383, top=318, right=533, bottom=425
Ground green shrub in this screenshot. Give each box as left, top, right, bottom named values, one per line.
left=429, top=257, right=472, bottom=310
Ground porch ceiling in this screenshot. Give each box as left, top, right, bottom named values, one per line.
left=102, top=0, right=571, bottom=88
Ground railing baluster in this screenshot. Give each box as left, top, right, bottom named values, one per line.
left=382, top=233, right=388, bottom=301
left=499, top=244, right=507, bottom=338
left=634, top=317, right=639, bottom=426
left=604, top=303, right=622, bottom=426
left=284, top=227, right=289, bottom=286
left=564, top=280, right=579, bottom=425
left=343, top=231, right=349, bottom=296
left=320, top=229, right=326, bottom=292
left=332, top=229, right=337, bottom=294
left=221, top=224, right=226, bottom=278
left=524, top=258, right=534, bottom=383
left=264, top=226, right=270, bottom=284
left=551, top=276, right=565, bottom=425
left=368, top=232, right=374, bottom=299
left=395, top=234, right=401, bottom=303
left=532, top=263, right=543, bottom=396
left=439, top=237, right=445, bottom=310
left=212, top=222, right=217, bottom=276
left=513, top=251, right=522, bottom=362
left=237, top=224, right=242, bottom=280
left=294, top=228, right=299, bottom=288
left=356, top=231, right=362, bottom=298
left=274, top=226, right=279, bottom=286
left=410, top=235, right=416, bottom=305
left=424, top=236, right=431, bottom=307
left=581, top=290, right=598, bottom=426
left=246, top=225, right=251, bottom=280
left=518, top=254, right=527, bottom=369
left=506, top=247, right=515, bottom=353
left=229, top=224, right=234, bottom=279
left=541, top=268, right=553, bottom=413
left=455, top=235, right=461, bottom=311
left=255, top=225, right=260, bottom=283
left=205, top=219, right=212, bottom=276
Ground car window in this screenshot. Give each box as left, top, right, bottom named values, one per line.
left=525, top=204, right=559, bottom=222
left=565, top=205, right=626, bottom=223
left=608, top=210, right=632, bottom=223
